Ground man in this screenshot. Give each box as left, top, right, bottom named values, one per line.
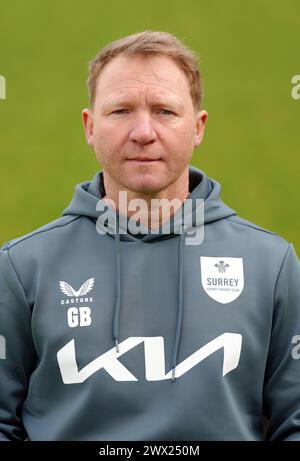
left=0, top=30, right=299, bottom=441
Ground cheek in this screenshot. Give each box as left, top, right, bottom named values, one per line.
left=166, top=127, right=195, bottom=157
left=93, top=124, right=122, bottom=153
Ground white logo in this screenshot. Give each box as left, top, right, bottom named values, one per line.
left=59, top=278, right=95, bottom=327
left=59, top=278, right=95, bottom=298
left=67, top=307, right=92, bottom=328
left=57, top=333, right=242, bottom=384
left=200, top=257, right=244, bottom=304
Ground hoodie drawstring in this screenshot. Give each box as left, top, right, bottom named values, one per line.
left=171, top=225, right=185, bottom=382
left=112, top=215, right=185, bottom=382
left=113, top=213, right=121, bottom=354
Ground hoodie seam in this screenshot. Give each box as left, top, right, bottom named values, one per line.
left=272, top=243, right=291, bottom=305
left=4, top=216, right=81, bottom=251
left=263, top=242, right=291, bottom=379
left=5, top=249, right=31, bottom=313
left=227, top=217, right=283, bottom=238
left=262, top=243, right=292, bottom=424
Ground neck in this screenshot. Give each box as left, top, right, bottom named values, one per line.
left=102, top=169, right=189, bottom=230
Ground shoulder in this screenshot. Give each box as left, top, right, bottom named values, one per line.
left=225, top=214, right=292, bottom=259
left=1, top=215, right=80, bottom=253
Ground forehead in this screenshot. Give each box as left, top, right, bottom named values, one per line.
left=95, top=54, right=191, bottom=101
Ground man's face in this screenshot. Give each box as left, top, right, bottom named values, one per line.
left=83, top=54, right=207, bottom=195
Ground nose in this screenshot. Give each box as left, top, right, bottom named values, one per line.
left=129, top=112, right=158, bottom=145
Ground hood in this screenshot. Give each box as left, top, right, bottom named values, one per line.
left=62, top=165, right=236, bottom=240
left=62, top=166, right=236, bottom=381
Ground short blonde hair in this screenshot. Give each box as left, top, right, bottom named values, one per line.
left=87, top=30, right=203, bottom=112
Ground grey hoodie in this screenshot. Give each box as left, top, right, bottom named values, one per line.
left=0, top=166, right=299, bottom=441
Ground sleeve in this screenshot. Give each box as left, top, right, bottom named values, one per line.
left=263, top=243, right=300, bottom=440
left=0, top=247, right=37, bottom=441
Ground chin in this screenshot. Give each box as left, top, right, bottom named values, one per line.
left=125, top=175, right=168, bottom=195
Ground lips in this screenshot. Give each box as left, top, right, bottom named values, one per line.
left=127, top=157, right=161, bottom=162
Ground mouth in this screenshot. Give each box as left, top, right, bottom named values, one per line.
left=127, top=157, right=162, bottom=164
left=129, top=160, right=161, bottom=164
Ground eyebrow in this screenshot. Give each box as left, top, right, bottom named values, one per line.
left=102, top=97, right=184, bottom=111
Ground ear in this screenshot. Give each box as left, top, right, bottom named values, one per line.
left=194, top=110, right=208, bottom=148
left=82, top=108, right=94, bottom=147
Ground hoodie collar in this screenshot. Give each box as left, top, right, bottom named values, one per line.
left=62, top=166, right=236, bottom=241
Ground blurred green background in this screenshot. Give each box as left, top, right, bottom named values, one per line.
left=0, top=0, right=299, bottom=251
